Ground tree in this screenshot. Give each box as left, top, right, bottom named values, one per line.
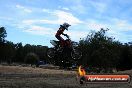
left=0, top=41, right=16, bottom=63
left=24, top=52, right=39, bottom=65
left=79, top=28, right=122, bottom=69
left=0, top=26, right=49, bottom=64
left=0, top=27, right=7, bottom=43
left=15, top=42, right=24, bottom=62
left=119, top=43, right=132, bottom=70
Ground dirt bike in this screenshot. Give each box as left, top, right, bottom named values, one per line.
left=47, top=35, right=82, bottom=60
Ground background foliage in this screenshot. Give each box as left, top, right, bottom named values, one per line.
left=0, top=27, right=132, bottom=70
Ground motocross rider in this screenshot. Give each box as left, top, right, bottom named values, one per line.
left=55, top=22, right=71, bottom=49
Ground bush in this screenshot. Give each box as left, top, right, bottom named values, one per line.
left=24, top=53, right=39, bottom=65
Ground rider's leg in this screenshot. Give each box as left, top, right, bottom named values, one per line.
left=55, top=35, right=65, bottom=47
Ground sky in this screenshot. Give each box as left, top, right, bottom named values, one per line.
left=0, top=0, right=132, bottom=47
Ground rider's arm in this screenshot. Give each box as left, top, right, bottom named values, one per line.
left=62, top=33, right=67, bottom=36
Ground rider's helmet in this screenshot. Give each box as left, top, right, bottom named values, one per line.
left=60, top=22, right=71, bottom=30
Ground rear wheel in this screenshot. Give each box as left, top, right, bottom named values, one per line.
left=47, top=48, right=56, bottom=58
left=71, top=48, right=82, bottom=60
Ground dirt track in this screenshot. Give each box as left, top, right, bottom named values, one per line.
left=0, top=65, right=132, bottom=88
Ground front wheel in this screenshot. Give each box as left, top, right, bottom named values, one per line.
left=47, top=48, right=56, bottom=58
left=71, top=48, right=82, bottom=60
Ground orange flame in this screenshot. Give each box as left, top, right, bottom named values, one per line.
left=78, top=65, right=86, bottom=76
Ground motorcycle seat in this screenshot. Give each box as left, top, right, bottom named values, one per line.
left=53, top=40, right=60, bottom=44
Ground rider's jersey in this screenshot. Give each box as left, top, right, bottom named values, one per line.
left=56, top=28, right=64, bottom=36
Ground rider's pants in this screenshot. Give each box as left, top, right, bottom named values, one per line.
left=55, top=35, right=65, bottom=47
